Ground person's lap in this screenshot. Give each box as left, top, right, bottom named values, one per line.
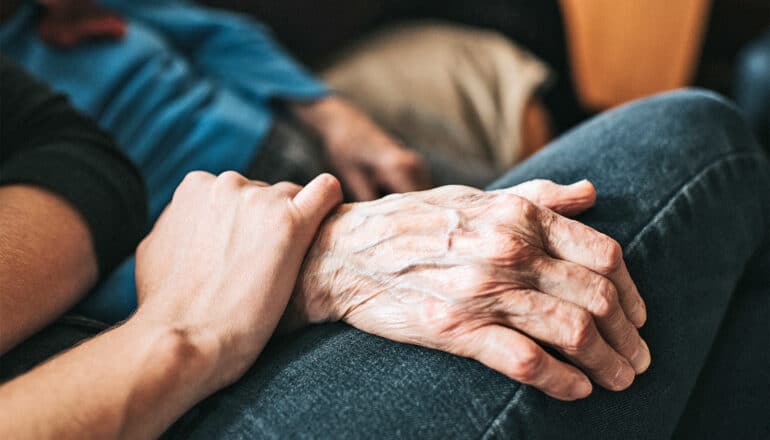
left=3, top=90, right=768, bottom=438
left=161, top=90, right=770, bottom=439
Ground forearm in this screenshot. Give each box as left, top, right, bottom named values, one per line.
left=0, top=57, right=146, bottom=352
left=0, top=185, right=97, bottom=353
left=0, top=317, right=215, bottom=439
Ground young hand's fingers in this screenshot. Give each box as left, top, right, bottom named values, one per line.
left=538, top=210, right=647, bottom=327
left=497, top=290, right=636, bottom=391
left=534, top=257, right=650, bottom=374
left=457, top=325, right=592, bottom=401
left=340, top=167, right=379, bottom=201
left=293, top=173, right=343, bottom=228
left=496, top=179, right=596, bottom=216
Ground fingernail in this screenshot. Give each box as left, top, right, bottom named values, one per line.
left=570, top=179, right=590, bottom=187
left=612, top=363, right=636, bottom=390
left=632, top=339, right=652, bottom=374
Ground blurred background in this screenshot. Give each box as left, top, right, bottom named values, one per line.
left=204, top=0, right=770, bottom=143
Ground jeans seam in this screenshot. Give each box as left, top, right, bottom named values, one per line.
left=478, top=151, right=767, bottom=440
left=479, top=383, right=526, bottom=440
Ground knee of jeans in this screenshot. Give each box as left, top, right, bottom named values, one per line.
left=653, top=89, right=760, bottom=157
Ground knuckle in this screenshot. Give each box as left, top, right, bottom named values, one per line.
left=422, top=304, right=468, bottom=343
left=494, top=237, right=540, bottom=271
left=216, top=170, right=247, bottom=187
left=517, top=197, right=540, bottom=222
left=180, top=171, right=212, bottom=188
left=183, top=170, right=211, bottom=183
left=564, top=310, right=597, bottom=351
left=595, top=238, right=623, bottom=274
left=497, top=193, right=537, bottom=221
left=174, top=171, right=212, bottom=201
left=510, top=347, right=544, bottom=382
left=588, top=277, right=618, bottom=318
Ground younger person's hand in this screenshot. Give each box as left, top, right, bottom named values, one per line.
left=133, top=171, right=342, bottom=393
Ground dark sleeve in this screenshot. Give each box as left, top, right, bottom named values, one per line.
left=0, top=56, right=147, bottom=278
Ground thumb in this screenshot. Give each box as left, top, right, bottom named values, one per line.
left=292, top=173, right=344, bottom=228
left=496, top=179, right=596, bottom=216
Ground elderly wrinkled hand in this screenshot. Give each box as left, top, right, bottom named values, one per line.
left=290, top=179, right=650, bottom=401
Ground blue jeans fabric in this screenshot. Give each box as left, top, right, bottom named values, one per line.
left=2, top=90, right=768, bottom=439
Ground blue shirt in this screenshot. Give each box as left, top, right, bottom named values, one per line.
left=0, top=0, right=329, bottom=322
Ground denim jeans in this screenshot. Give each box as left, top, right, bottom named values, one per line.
left=2, top=90, right=768, bottom=439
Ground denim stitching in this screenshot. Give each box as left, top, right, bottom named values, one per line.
left=478, top=151, right=768, bottom=440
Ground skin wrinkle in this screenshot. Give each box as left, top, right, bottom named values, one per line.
left=336, top=258, right=464, bottom=316
left=339, top=199, right=470, bottom=307
left=290, top=178, right=651, bottom=401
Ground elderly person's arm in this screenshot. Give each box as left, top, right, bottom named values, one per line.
left=102, top=0, right=430, bottom=199
left=0, top=57, right=146, bottom=354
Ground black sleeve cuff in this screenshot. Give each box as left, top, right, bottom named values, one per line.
left=1, top=142, right=147, bottom=277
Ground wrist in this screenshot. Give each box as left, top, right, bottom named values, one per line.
left=291, top=204, right=355, bottom=326
left=123, top=312, right=225, bottom=396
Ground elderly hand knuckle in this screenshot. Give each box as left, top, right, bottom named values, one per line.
left=565, top=310, right=596, bottom=351
left=511, top=347, right=543, bottom=382
left=596, top=238, right=623, bottom=273
left=496, top=194, right=536, bottom=221
left=498, top=239, right=540, bottom=271
left=589, top=277, right=618, bottom=318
